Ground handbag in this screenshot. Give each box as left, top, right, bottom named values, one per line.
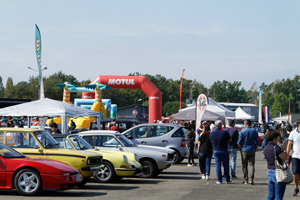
left=274, top=146, right=293, bottom=184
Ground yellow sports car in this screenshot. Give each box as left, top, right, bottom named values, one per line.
left=52, top=134, right=143, bottom=183
left=0, top=128, right=103, bottom=186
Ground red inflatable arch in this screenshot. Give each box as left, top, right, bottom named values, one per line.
left=82, top=75, right=162, bottom=123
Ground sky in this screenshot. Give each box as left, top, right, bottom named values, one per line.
left=1, top=0, right=300, bottom=91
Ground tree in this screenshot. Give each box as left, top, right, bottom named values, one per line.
left=5, top=77, right=14, bottom=98
left=0, top=76, right=4, bottom=97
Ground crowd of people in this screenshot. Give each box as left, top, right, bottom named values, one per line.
left=184, top=119, right=300, bottom=200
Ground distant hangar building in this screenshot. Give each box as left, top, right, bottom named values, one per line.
left=219, top=102, right=259, bottom=121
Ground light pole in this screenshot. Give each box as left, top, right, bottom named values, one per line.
left=27, top=66, right=48, bottom=99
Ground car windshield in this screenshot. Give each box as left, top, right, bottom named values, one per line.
left=116, top=134, right=136, bottom=147
left=0, top=144, right=26, bottom=158
left=68, top=135, right=93, bottom=150
left=34, top=131, right=59, bottom=149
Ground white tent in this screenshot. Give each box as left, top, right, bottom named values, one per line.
left=207, top=98, right=235, bottom=119
left=235, top=107, right=255, bottom=120
left=0, top=98, right=101, bottom=133
left=170, top=106, right=225, bottom=121
left=169, top=98, right=235, bottom=122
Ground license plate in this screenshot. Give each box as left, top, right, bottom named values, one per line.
left=75, top=174, right=82, bottom=182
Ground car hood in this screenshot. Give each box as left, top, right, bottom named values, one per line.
left=127, top=145, right=174, bottom=154
left=136, top=145, right=175, bottom=154
left=45, top=148, right=102, bottom=158
left=7, top=157, right=79, bottom=173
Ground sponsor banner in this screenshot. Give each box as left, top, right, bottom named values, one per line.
left=108, top=79, right=135, bottom=85
left=264, top=106, right=269, bottom=122
left=196, top=93, right=208, bottom=135
left=35, top=24, right=42, bottom=76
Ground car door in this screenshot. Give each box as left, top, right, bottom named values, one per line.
left=145, top=125, right=174, bottom=147
left=5, top=131, right=45, bottom=158
left=0, top=156, right=6, bottom=186
left=0, top=133, right=5, bottom=186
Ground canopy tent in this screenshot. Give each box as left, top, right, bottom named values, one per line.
left=169, top=106, right=225, bottom=121
left=169, top=98, right=235, bottom=122
left=234, top=107, right=255, bottom=120
left=207, top=98, right=235, bottom=119
left=0, top=98, right=101, bottom=133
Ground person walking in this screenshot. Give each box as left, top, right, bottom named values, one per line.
left=198, top=124, right=213, bottom=180
left=185, top=122, right=196, bottom=166
left=224, top=119, right=239, bottom=178
left=287, top=119, right=300, bottom=196
left=263, top=129, right=288, bottom=200
left=238, top=120, right=260, bottom=185
left=209, top=120, right=231, bottom=184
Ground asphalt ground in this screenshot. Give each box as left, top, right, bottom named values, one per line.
left=0, top=147, right=297, bottom=200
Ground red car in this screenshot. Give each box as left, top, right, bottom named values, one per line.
left=0, top=144, right=82, bottom=195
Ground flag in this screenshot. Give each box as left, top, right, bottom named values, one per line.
left=288, top=99, right=291, bottom=122
left=35, top=24, right=42, bottom=77
left=179, top=69, right=185, bottom=110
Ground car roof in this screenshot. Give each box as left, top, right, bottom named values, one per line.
left=76, top=130, right=120, bottom=136
left=133, top=123, right=183, bottom=127
left=0, top=128, right=43, bottom=132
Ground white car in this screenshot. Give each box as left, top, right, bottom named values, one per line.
left=76, top=130, right=175, bottom=178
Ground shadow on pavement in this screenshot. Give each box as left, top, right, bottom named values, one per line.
left=0, top=190, right=106, bottom=197
left=89, top=178, right=161, bottom=185
left=157, top=176, right=201, bottom=180
left=82, top=184, right=139, bottom=191
left=161, top=171, right=200, bottom=175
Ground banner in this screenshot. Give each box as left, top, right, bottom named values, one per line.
left=196, top=93, right=208, bottom=135
left=264, top=106, right=269, bottom=122
left=35, top=24, right=44, bottom=99
left=179, top=69, right=185, bottom=110
left=35, top=24, right=42, bottom=77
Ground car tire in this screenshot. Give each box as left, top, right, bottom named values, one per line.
left=139, top=160, right=158, bottom=178
left=173, top=150, right=184, bottom=164
left=14, top=168, right=42, bottom=196
left=93, top=161, right=116, bottom=183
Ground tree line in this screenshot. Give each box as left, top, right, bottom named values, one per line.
left=0, top=72, right=299, bottom=118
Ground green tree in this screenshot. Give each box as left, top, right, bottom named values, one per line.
left=5, top=77, right=14, bottom=98
left=0, top=76, right=4, bottom=97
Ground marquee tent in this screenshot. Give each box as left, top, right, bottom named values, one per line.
left=235, top=107, right=255, bottom=120
left=0, top=98, right=101, bottom=133
left=170, top=105, right=225, bottom=121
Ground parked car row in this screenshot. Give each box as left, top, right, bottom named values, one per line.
left=0, top=126, right=183, bottom=195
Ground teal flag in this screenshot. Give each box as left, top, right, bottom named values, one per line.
left=35, top=24, right=42, bottom=77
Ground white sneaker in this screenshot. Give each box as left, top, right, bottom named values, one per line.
left=206, top=175, right=209, bottom=180
left=202, top=175, right=206, bottom=179
left=187, top=164, right=193, bottom=167
left=216, top=181, right=222, bottom=184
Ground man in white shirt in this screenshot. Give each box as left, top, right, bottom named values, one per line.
left=287, top=119, right=300, bottom=196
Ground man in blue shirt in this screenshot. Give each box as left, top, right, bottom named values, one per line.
left=224, top=119, right=239, bottom=178
left=209, top=120, right=231, bottom=184
left=238, top=119, right=260, bottom=185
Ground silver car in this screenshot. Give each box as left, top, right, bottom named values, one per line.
left=122, top=123, right=188, bottom=163
left=76, top=130, right=175, bottom=178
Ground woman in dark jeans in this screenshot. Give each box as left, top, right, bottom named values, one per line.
left=263, top=129, right=288, bottom=200
left=198, top=125, right=213, bottom=180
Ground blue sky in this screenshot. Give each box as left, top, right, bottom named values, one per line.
left=1, top=0, right=299, bottom=90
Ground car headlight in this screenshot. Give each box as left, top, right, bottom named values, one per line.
left=134, top=153, right=139, bottom=162
left=123, top=155, right=129, bottom=164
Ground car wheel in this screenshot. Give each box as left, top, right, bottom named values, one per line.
left=14, top=168, right=42, bottom=196
left=139, top=160, right=158, bottom=178
left=173, top=150, right=184, bottom=164
left=93, top=161, right=116, bottom=183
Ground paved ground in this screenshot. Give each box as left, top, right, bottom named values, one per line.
left=0, top=147, right=297, bottom=200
